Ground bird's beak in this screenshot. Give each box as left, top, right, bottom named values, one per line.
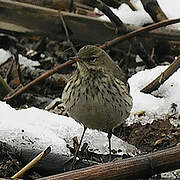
left=69, top=57, right=82, bottom=68
left=70, top=57, right=81, bottom=62
left=70, top=56, right=89, bottom=71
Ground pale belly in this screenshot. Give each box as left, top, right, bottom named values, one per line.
left=62, top=71, right=132, bottom=131
left=69, top=102, right=126, bottom=130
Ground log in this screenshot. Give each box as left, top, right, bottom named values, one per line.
left=0, top=0, right=120, bottom=45
left=10, top=0, right=74, bottom=11
left=38, top=145, right=180, bottom=180
left=0, top=140, right=96, bottom=176
left=10, top=0, right=94, bottom=12
left=1, top=0, right=180, bottom=48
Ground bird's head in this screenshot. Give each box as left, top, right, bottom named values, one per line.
left=72, top=45, right=112, bottom=74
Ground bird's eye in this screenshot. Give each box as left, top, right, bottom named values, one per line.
left=85, top=55, right=98, bottom=63
left=85, top=56, right=97, bottom=62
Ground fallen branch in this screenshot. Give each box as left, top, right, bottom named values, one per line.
left=100, top=18, right=180, bottom=49
left=101, top=0, right=138, bottom=11
left=141, top=55, right=180, bottom=93
left=1, top=0, right=180, bottom=45
left=91, top=0, right=156, bottom=68
left=4, top=60, right=74, bottom=101
left=10, top=0, right=75, bottom=11
left=4, top=18, right=180, bottom=100
left=140, top=0, right=167, bottom=22
left=37, top=145, right=180, bottom=180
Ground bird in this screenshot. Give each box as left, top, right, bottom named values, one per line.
left=62, top=45, right=132, bottom=161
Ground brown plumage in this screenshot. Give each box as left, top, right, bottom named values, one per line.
left=62, top=45, right=132, bottom=160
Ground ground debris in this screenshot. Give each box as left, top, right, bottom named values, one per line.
left=115, top=115, right=180, bottom=152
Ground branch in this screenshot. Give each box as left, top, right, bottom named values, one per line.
left=100, top=18, right=180, bottom=49
left=1, top=0, right=180, bottom=44
left=93, top=0, right=180, bottom=68
left=37, top=146, right=180, bottom=180
left=140, top=0, right=167, bottom=22
left=4, top=60, right=74, bottom=101
left=141, top=55, right=180, bottom=93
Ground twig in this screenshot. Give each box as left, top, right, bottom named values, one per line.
left=130, top=37, right=155, bottom=68
left=86, top=0, right=125, bottom=29
left=59, top=11, right=77, bottom=55
left=141, top=55, right=180, bottom=93
left=3, top=2, right=180, bottom=101
left=100, top=18, right=180, bottom=49
left=3, top=20, right=180, bottom=102
left=4, top=60, right=74, bottom=101
left=12, top=146, right=51, bottom=179
left=92, top=0, right=156, bottom=67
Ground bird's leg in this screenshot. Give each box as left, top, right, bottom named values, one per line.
left=72, top=126, right=87, bottom=168
left=107, top=130, right=112, bottom=161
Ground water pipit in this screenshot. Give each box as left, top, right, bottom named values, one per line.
left=62, top=45, right=132, bottom=161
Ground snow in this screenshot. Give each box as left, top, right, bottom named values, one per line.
left=99, top=0, right=180, bottom=29
left=0, top=48, right=138, bottom=156
left=0, top=49, right=11, bottom=65
left=0, top=101, right=138, bottom=156
left=18, top=54, right=40, bottom=69
left=0, top=48, right=40, bottom=69
left=0, top=0, right=180, bottom=165
left=128, top=65, right=180, bottom=125
left=0, top=48, right=180, bottom=156
left=1, top=63, right=179, bottom=157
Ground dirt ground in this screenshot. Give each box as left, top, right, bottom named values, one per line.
left=115, top=115, right=180, bottom=153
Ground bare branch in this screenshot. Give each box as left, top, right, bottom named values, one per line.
left=141, top=56, right=180, bottom=93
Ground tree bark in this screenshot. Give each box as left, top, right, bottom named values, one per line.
left=38, top=145, right=180, bottom=180
left=10, top=0, right=73, bottom=11
left=140, top=0, right=167, bottom=22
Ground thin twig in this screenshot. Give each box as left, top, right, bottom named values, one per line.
left=59, top=11, right=77, bottom=55
left=4, top=60, right=74, bottom=101
left=4, top=6, right=180, bottom=101
left=59, top=11, right=71, bottom=42
left=12, top=146, right=51, bottom=179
